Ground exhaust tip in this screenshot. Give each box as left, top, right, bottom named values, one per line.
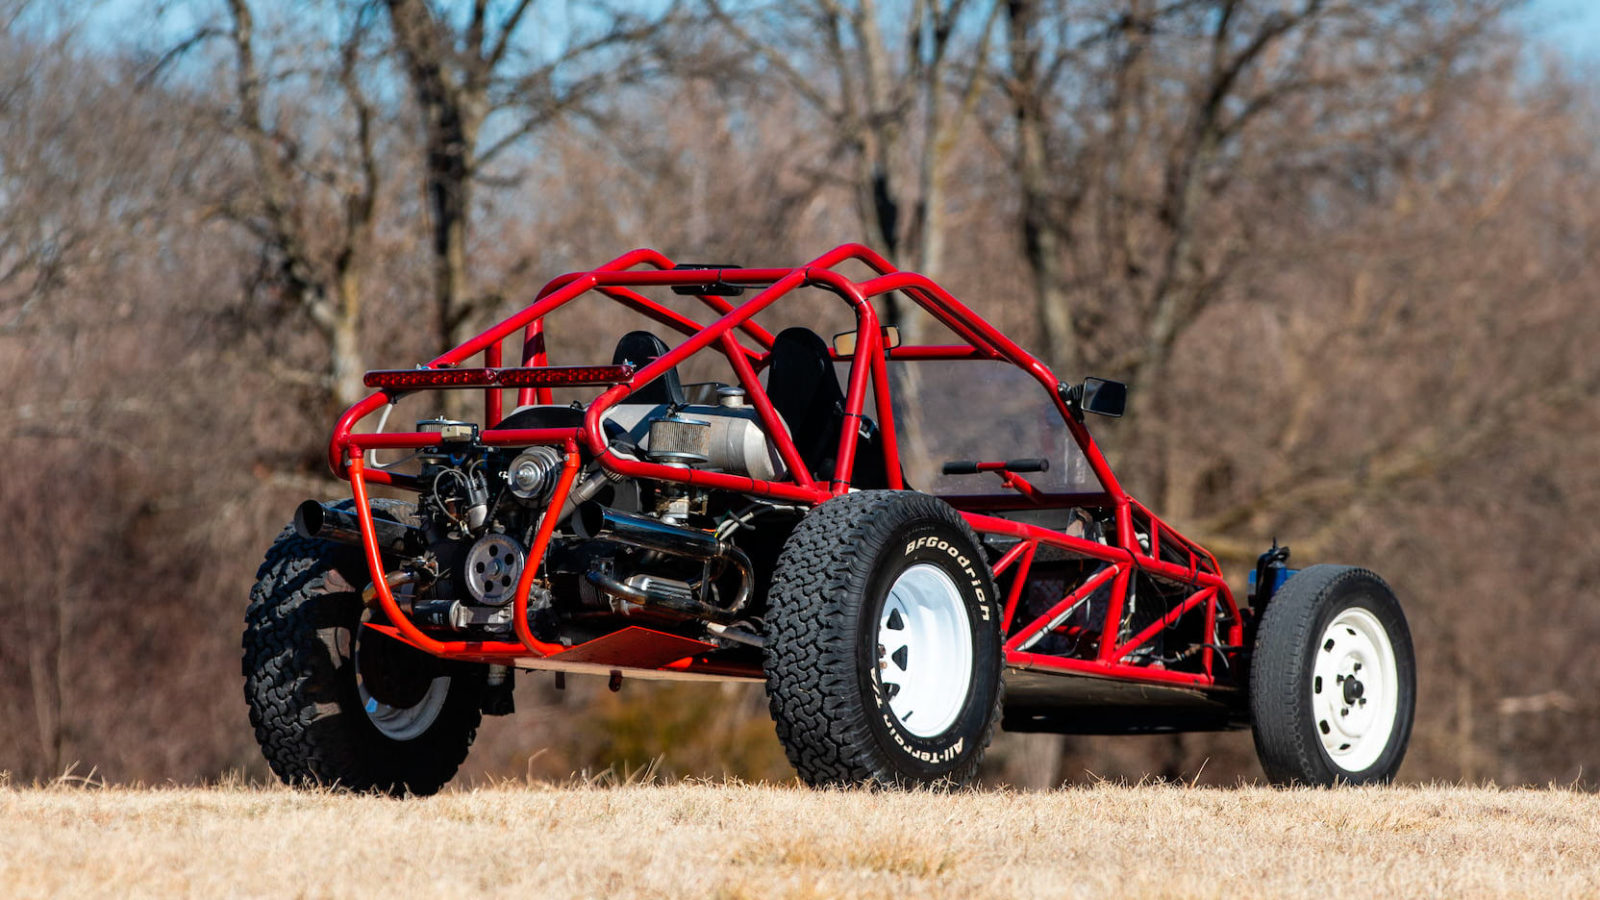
left=291, top=499, right=424, bottom=554
left=293, top=499, right=328, bottom=541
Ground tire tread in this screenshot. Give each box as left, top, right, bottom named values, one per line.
left=763, top=491, right=1002, bottom=787
left=242, top=503, right=481, bottom=796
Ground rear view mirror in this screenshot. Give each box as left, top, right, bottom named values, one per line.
left=832, top=325, right=901, bottom=358
left=1080, top=377, right=1126, bottom=418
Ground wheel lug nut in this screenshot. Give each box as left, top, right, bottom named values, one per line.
left=1341, top=708, right=1349, bottom=717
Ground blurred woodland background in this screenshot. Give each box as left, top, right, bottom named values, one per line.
left=1, top=0, right=1597, bottom=788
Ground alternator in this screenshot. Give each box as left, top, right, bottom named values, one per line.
left=506, top=446, right=564, bottom=503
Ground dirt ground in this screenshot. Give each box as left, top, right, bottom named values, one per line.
left=2, top=780, right=1595, bottom=898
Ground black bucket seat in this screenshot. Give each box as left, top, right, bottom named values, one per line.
left=764, top=327, right=891, bottom=488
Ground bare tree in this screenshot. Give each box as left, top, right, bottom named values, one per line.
left=383, top=0, right=671, bottom=351
left=215, top=0, right=383, bottom=412
left=0, top=11, right=267, bottom=780
left=706, top=0, right=998, bottom=338
left=1001, top=0, right=1076, bottom=373
left=995, top=1, right=1505, bottom=495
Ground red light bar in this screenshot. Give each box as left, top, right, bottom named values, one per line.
left=363, top=365, right=634, bottom=392
left=364, top=368, right=497, bottom=389
left=495, top=365, right=634, bottom=387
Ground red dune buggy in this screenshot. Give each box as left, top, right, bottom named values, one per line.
left=243, top=245, right=1415, bottom=794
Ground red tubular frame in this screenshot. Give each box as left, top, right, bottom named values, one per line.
left=325, top=244, right=1246, bottom=691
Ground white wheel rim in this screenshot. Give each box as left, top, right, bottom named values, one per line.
left=876, top=563, right=973, bottom=738
left=355, top=641, right=451, bottom=742
left=1311, top=607, right=1399, bottom=772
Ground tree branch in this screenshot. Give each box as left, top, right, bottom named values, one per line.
left=487, top=0, right=537, bottom=69
left=704, top=0, right=834, bottom=115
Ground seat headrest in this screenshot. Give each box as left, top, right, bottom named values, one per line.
left=612, top=330, right=686, bottom=406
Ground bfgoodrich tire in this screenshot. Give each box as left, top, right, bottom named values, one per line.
left=1249, top=565, right=1416, bottom=786
left=242, top=501, right=484, bottom=796
left=763, top=491, right=1002, bottom=788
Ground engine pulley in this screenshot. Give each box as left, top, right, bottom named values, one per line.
left=464, top=533, right=526, bottom=606
left=506, top=446, right=565, bottom=503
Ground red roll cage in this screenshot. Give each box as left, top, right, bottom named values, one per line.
left=329, top=244, right=1245, bottom=692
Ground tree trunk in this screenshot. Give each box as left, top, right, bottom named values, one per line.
left=1007, top=0, right=1078, bottom=376
left=331, top=270, right=365, bottom=412
left=25, top=598, right=66, bottom=778
left=383, top=0, right=487, bottom=355
left=429, top=154, right=475, bottom=352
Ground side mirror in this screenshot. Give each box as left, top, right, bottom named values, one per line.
left=832, top=325, right=901, bottom=358
left=1080, top=377, right=1126, bottom=418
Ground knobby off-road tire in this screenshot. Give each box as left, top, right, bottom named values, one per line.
left=242, top=500, right=484, bottom=796
left=764, top=491, right=1002, bottom=788
left=1250, top=565, right=1416, bottom=786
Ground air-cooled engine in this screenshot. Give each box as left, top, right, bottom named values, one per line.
left=299, top=390, right=782, bottom=651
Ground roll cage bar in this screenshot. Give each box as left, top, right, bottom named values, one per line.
left=328, top=244, right=1245, bottom=692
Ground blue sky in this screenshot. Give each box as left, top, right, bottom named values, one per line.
left=73, top=0, right=1600, bottom=66
left=1520, top=0, right=1600, bottom=64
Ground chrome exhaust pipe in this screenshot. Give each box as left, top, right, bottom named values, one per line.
left=587, top=507, right=754, bottom=615
left=589, top=507, right=722, bottom=558
left=580, top=570, right=764, bottom=648
left=585, top=570, right=735, bottom=623
left=294, top=500, right=424, bottom=555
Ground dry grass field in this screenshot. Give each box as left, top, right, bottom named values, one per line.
left=2, top=780, right=1597, bottom=898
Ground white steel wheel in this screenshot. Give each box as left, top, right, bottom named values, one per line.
left=1250, top=564, right=1415, bottom=786
left=1310, top=608, right=1398, bottom=772
left=877, top=563, right=975, bottom=738
left=763, top=491, right=1003, bottom=788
